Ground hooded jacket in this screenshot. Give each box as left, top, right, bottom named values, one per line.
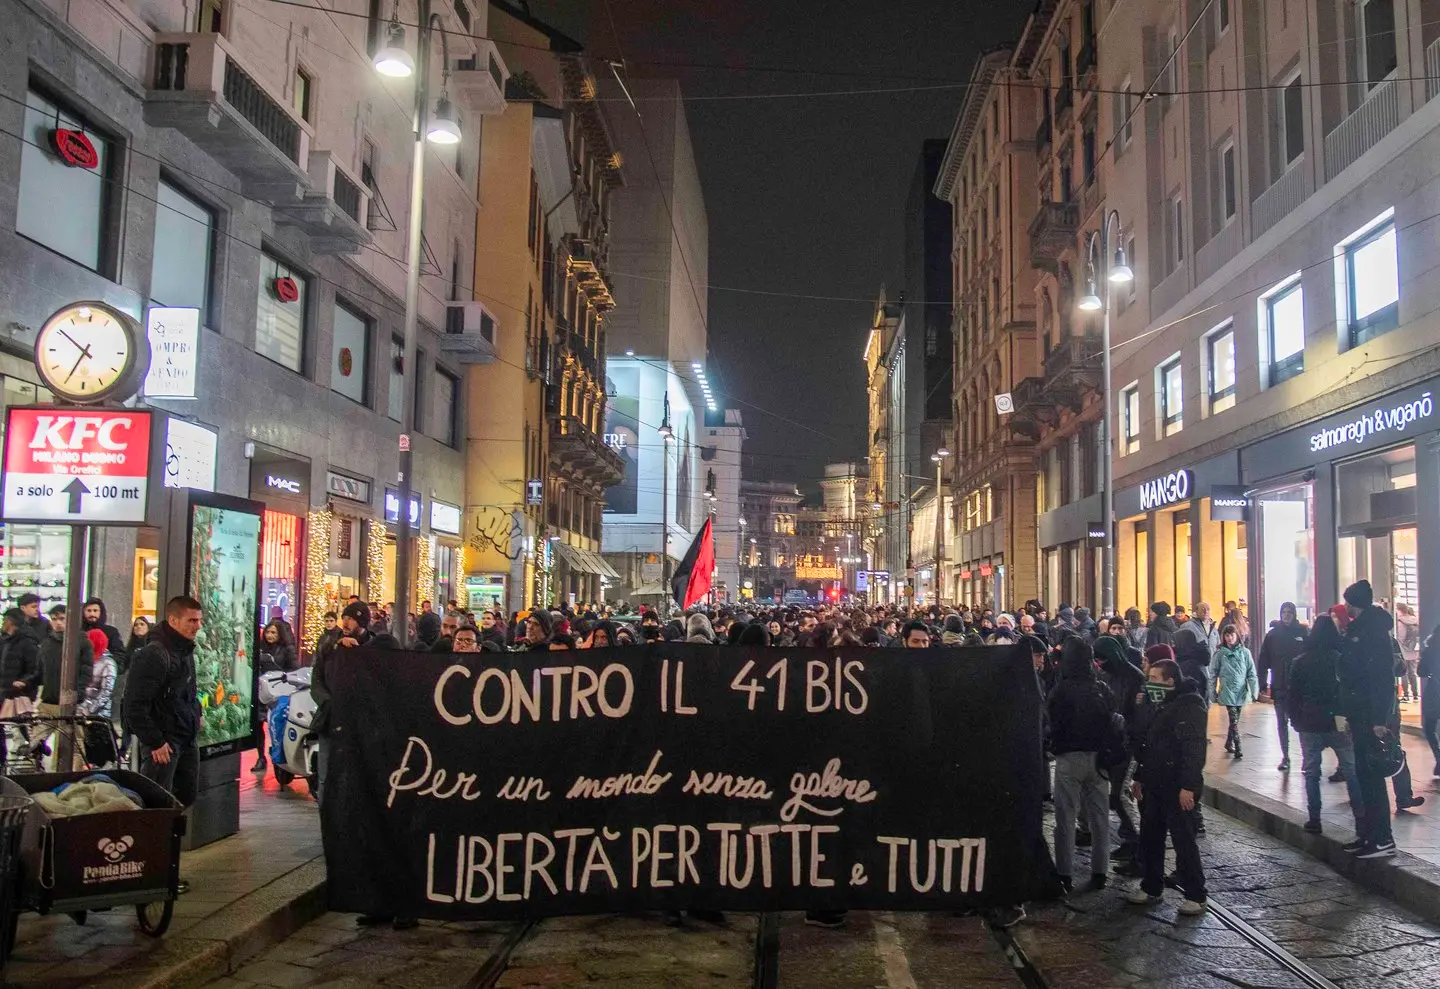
left=685, top=613, right=716, bottom=644
left=81, top=598, right=126, bottom=666
left=310, top=625, right=372, bottom=736
left=38, top=626, right=94, bottom=706
left=1257, top=618, right=1309, bottom=698
left=1094, top=635, right=1145, bottom=723
left=1, top=622, right=42, bottom=700
left=1213, top=642, right=1259, bottom=707
left=1046, top=640, right=1114, bottom=755
left=1287, top=620, right=1345, bottom=735
left=123, top=621, right=199, bottom=749
left=415, top=612, right=444, bottom=651
left=1136, top=677, right=1207, bottom=792
left=1338, top=605, right=1399, bottom=728
left=1173, top=625, right=1213, bottom=691
left=1145, top=614, right=1179, bottom=649
left=1073, top=608, right=1099, bottom=642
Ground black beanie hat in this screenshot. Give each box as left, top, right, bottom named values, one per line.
left=341, top=602, right=371, bottom=628
left=1151, top=601, right=1171, bottom=617
left=1343, top=580, right=1374, bottom=610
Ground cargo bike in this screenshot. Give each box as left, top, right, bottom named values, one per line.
left=0, top=712, right=185, bottom=947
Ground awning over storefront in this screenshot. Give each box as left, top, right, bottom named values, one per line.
left=553, top=542, right=621, bottom=580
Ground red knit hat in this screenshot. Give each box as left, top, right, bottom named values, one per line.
left=1144, top=643, right=1176, bottom=666
left=86, top=628, right=109, bottom=656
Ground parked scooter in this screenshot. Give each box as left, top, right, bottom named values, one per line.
left=256, top=667, right=319, bottom=796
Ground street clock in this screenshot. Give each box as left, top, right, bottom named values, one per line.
left=33, top=301, right=150, bottom=404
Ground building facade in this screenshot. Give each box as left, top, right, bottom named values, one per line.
left=863, top=292, right=906, bottom=602
left=740, top=480, right=803, bottom=603
left=598, top=77, right=711, bottom=604
left=0, top=0, right=507, bottom=644
left=936, top=47, right=1043, bottom=612
left=1095, top=0, right=1440, bottom=636
left=703, top=407, right=747, bottom=602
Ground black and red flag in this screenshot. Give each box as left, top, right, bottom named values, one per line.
left=670, top=516, right=715, bottom=609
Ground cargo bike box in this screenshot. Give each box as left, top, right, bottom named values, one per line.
left=1, top=770, right=185, bottom=937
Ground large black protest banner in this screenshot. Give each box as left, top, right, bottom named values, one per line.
left=320, top=644, right=1059, bottom=919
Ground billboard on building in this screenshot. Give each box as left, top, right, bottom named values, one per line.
left=603, top=364, right=640, bottom=515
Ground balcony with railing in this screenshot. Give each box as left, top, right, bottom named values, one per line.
left=1428, top=36, right=1440, bottom=102
left=147, top=33, right=310, bottom=201
left=1324, top=76, right=1401, bottom=181
left=450, top=40, right=510, bottom=115
left=550, top=415, right=624, bottom=488
left=1194, top=217, right=1243, bottom=286
left=1252, top=154, right=1310, bottom=237
left=1041, top=333, right=1102, bottom=411
left=1028, top=200, right=1079, bottom=271
left=277, top=150, right=373, bottom=254
left=1005, top=376, right=1056, bottom=440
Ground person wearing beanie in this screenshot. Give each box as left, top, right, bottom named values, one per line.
left=414, top=611, right=443, bottom=651
left=311, top=602, right=370, bottom=792
left=1144, top=643, right=1176, bottom=669
left=941, top=614, right=967, bottom=646
left=1145, top=602, right=1178, bottom=650
left=515, top=609, right=555, bottom=651
left=1339, top=579, right=1406, bottom=858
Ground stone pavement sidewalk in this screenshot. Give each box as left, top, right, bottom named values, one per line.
left=1204, top=700, right=1440, bottom=925
left=3, top=771, right=326, bottom=989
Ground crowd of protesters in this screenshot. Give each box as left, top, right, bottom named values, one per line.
left=299, top=578, right=1437, bottom=929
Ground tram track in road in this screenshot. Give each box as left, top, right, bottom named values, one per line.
left=459, top=919, right=537, bottom=989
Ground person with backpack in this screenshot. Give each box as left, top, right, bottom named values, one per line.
left=1287, top=615, right=1364, bottom=834
left=1047, top=637, right=1116, bottom=893
left=1095, top=635, right=1145, bottom=858
left=1214, top=624, right=1259, bottom=759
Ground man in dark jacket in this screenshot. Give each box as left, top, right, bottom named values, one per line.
left=1144, top=602, right=1179, bottom=650
left=414, top=611, right=443, bottom=651
left=1287, top=615, right=1362, bottom=834
left=1257, top=602, right=1309, bottom=772
left=1047, top=638, right=1115, bottom=890
left=15, top=593, right=50, bottom=640
left=1095, top=635, right=1144, bottom=854
left=125, top=596, right=202, bottom=812
left=1339, top=580, right=1403, bottom=858
left=1, top=608, right=42, bottom=707
left=34, top=605, right=95, bottom=765
left=1127, top=658, right=1208, bottom=914
left=81, top=598, right=126, bottom=668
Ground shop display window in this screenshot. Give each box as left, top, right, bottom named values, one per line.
left=0, top=524, right=71, bottom=613
left=1134, top=527, right=1150, bottom=613
left=1174, top=515, right=1193, bottom=611
left=1256, top=481, right=1316, bottom=624
left=261, top=510, right=303, bottom=625
left=1337, top=444, right=1417, bottom=622
left=1221, top=521, right=1248, bottom=610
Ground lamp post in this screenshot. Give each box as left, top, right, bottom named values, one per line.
left=373, top=0, right=460, bottom=646
left=930, top=449, right=950, bottom=608
left=658, top=401, right=673, bottom=619
left=1077, top=208, right=1135, bottom=620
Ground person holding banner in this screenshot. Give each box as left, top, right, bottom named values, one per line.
left=1048, top=637, right=1116, bottom=893
left=1127, top=658, right=1209, bottom=915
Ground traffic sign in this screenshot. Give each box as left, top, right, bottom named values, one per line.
left=1, top=407, right=154, bottom=524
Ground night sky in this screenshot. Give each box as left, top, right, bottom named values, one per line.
left=530, top=0, right=1030, bottom=485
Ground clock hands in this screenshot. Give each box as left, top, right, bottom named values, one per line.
left=64, top=342, right=95, bottom=383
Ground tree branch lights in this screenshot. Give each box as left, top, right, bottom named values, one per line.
left=366, top=520, right=388, bottom=601
left=302, top=509, right=334, bottom=651
left=455, top=545, right=468, bottom=609
left=416, top=535, right=435, bottom=606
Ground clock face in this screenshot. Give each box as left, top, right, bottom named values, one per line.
left=34, top=303, right=142, bottom=403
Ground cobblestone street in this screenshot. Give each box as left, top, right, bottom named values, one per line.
left=181, top=804, right=1440, bottom=989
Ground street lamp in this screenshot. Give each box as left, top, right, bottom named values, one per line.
left=375, top=0, right=460, bottom=646
left=1079, top=209, right=1134, bottom=620
left=930, top=448, right=950, bottom=608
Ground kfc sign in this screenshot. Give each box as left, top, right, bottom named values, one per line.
left=2, top=408, right=153, bottom=524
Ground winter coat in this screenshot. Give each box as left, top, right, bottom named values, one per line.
left=1, top=625, right=43, bottom=700
left=1338, top=606, right=1399, bottom=729
left=1136, top=678, right=1207, bottom=793
left=1213, top=644, right=1259, bottom=707
left=123, top=622, right=200, bottom=750
left=1286, top=639, right=1344, bottom=736
left=1174, top=626, right=1213, bottom=698
left=38, top=629, right=94, bottom=706
left=310, top=627, right=372, bottom=736
left=1095, top=636, right=1146, bottom=724
left=1145, top=615, right=1178, bottom=650
left=1179, top=617, right=1220, bottom=655
left=1046, top=643, right=1114, bottom=755
left=258, top=641, right=299, bottom=673
left=80, top=652, right=117, bottom=718
left=80, top=598, right=126, bottom=668
left=1125, top=625, right=1149, bottom=651
left=1257, top=619, right=1309, bottom=699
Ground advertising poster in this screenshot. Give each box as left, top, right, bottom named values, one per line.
left=189, top=503, right=262, bottom=757
left=603, top=366, right=639, bottom=515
